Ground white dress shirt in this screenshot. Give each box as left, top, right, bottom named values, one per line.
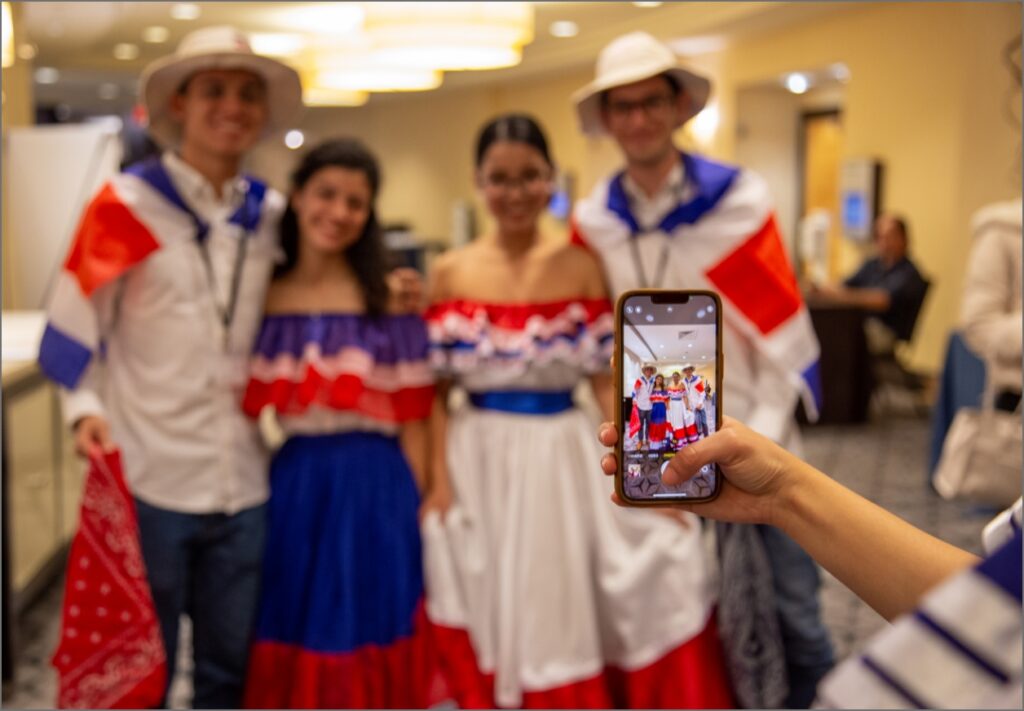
left=61, top=151, right=284, bottom=514
left=621, top=160, right=695, bottom=233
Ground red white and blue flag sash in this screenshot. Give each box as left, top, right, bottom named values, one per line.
left=38, top=158, right=268, bottom=391
left=572, top=153, right=822, bottom=419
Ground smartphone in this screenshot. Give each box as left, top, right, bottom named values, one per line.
left=614, top=289, right=723, bottom=505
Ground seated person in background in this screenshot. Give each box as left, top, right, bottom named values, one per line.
left=813, top=213, right=928, bottom=352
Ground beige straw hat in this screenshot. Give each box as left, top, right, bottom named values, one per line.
left=139, top=25, right=303, bottom=148
left=572, top=31, right=711, bottom=136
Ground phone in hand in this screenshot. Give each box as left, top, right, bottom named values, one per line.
left=614, top=289, right=723, bottom=505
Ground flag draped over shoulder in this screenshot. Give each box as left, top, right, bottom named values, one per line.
left=52, top=450, right=166, bottom=709
left=572, top=152, right=823, bottom=423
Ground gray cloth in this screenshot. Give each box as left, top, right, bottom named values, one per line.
left=715, top=521, right=789, bottom=708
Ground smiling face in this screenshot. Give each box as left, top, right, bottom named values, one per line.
left=291, top=166, right=373, bottom=258
left=600, top=75, right=688, bottom=168
left=477, top=139, right=553, bottom=236
left=170, top=69, right=268, bottom=161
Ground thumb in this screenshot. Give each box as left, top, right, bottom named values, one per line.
left=662, top=429, right=735, bottom=486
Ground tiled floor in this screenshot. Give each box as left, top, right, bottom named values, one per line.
left=2, top=412, right=994, bottom=709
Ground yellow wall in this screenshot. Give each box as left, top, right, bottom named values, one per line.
left=2, top=1, right=35, bottom=310
left=709, top=1, right=1021, bottom=372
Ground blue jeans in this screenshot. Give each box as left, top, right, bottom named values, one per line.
left=638, top=408, right=653, bottom=442
left=695, top=407, right=709, bottom=437
left=758, top=525, right=835, bottom=708
left=135, top=499, right=266, bottom=709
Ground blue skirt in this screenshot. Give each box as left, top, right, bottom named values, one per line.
left=244, top=431, right=438, bottom=708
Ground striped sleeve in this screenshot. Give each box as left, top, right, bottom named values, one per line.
left=816, top=531, right=1022, bottom=709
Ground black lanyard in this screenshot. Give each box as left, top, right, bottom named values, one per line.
left=629, top=235, right=671, bottom=289
left=126, top=157, right=265, bottom=349
left=195, top=233, right=248, bottom=347
left=625, top=179, right=687, bottom=289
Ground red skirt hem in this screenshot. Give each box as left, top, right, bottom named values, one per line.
left=430, top=613, right=735, bottom=709
left=244, top=606, right=450, bottom=709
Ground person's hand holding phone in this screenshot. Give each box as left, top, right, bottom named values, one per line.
left=599, top=416, right=814, bottom=528
left=614, top=290, right=722, bottom=504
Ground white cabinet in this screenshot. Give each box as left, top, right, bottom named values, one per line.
left=2, top=312, right=85, bottom=679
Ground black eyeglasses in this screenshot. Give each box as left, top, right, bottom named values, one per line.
left=480, top=171, right=550, bottom=193
left=605, top=93, right=676, bottom=120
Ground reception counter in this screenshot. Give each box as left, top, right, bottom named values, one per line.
left=2, top=312, right=84, bottom=680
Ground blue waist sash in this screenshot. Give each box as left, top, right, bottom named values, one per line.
left=468, top=390, right=574, bottom=415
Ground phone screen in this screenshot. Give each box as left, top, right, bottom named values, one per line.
left=619, top=291, right=721, bottom=502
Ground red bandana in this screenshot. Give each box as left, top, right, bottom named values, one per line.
left=52, top=450, right=166, bottom=708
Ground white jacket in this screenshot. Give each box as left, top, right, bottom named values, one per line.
left=960, top=199, right=1022, bottom=395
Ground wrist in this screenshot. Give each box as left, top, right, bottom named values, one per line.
left=426, top=473, right=451, bottom=493
left=768, top=458, right=823, bottom=533
left=770, top=463, right=835, bottom=545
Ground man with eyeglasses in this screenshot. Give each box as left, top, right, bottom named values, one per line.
left=571, top=31, right=835, bottom=709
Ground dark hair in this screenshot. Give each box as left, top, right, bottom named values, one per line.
left=654, top=374, right=666, bottom=387
left=276, top=138, right=389, bottom=317
left=879, top=214, right=910, bottom=244
left=475, top=113, right=554, bottom=168
left=891, top=216, right=909, bottom=243
left=599, top=72, right=681, bottom=110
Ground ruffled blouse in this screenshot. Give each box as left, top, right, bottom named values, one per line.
left=243, top=313, right=434, bottom=434
left=425, top=298, right=613, bottom=391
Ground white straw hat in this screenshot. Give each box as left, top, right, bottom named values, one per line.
left=139, top=25, right=303, bottom=148
left=572, top=31, right=711, bottom=137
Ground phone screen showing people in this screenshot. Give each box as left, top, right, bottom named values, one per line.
left=619, top=291, right=721, bottom=502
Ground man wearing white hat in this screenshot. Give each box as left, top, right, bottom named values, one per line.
left=681, top=364, right=709, bottom=438
left=572, top=32, right=834, bottom=708
left=38, top=26, right=302, bottom=707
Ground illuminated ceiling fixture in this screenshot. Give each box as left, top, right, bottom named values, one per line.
left=549, top=21, right=578, bottom=39
left=264, top=3, right=364, bottom=35
left=142, top=26, right=170, bottom=44
left=785, top=72, right=809, bottom=94
left=250, top=33, right=307, bottom=58
left=170, top=3, right=201, bottom=21
left=34, top=66, right=59, bottom=84
left=313, top=64, right=442, bottom=92
left=2, top=2, right=14, bottom=69
left=364, top=2, right=534, bottom=71
left=302, top=86, right=369, bottom=107
left=113, top=43, right=140, bottom=61
left=633, top=2, right=663, bottom=7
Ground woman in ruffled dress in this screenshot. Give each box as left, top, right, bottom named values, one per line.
left=648, top=374, right=671, bottom=451
left=240, top=139, right=442, bottom=708
left=421, top=113, right=733, bottom=709
left=666, top=371, right=692, bottom=450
